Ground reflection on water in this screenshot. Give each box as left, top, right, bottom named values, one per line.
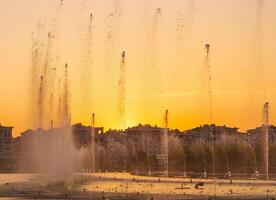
left=0, top=173, right=275, bottom=199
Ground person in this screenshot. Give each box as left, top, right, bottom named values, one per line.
left=195, top=182, right=204, bottom=189
left=202, top=171, right=207, bottom=178
left=252, top=170, right=259, bottom=179
left=224, top=169, right=231, bottom=179
left=183, top=171, right=187, bottom=177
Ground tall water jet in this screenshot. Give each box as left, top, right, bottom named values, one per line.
left=159, top=109, right=169, bottom=176
left=31, top=20, right=47, bottom=128
left=38, top=76, right=45, bottom=128
left=103, top=0, right=122, bottom=120
left=51, top=0, right=64, bottom=66
left=26, top=1, right=77, bottom=184
left=198, top=43, right=212, bottom=123
left=49, top=68, right=57, bottom=124
left=118, top=51, right=126, bottom=127
left=78, top=0, right=88, bottom=29
left=50, top=93, right=54, bottom=127
left=80, top=13, right=94, bottom=123
left=211, top=127, right=217, bottom=199
left=141, top=8, right=163, bottom=175
left=204, top=44, right=216, bottom=198
left=176, top=0, right=196, bottom=50
left=143, top=8, right=162, bottom=106
left=103, top=0, right=122, bottom=72
left=175, top=2, right=186, bottom=82
left=62, top=63, right=70, bottom=127
left=57, top=78, right=62, bottom=127
left=262, top=102, right=269, bottom=180
left=89, top=113, right=96, bottom=172
left=254, top=0, right=265, bottom=88
left=42, top=32, right=53, bottom=78
left=49, top=0, right=64, bottom=104
left=176, top=2, right=185, bottom=47
left=148, top=8, right=162, bottom=76
left=247, top=0, right=266, bottom=117
left=31, top=21, right=46, bottom=85
left=39, top=31, right=54, bottom=129
left=37, top=0, right=63, bottom=129
left=205, top=44, right=213, bottom=124
left=50, top=67, right=57, bottom=95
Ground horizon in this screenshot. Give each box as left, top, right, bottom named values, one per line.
left=7, top=121, right=273, bottom=138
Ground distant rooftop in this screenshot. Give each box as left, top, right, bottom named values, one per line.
left=126, top=124, right=162, bottom=130
left=0, top=123, right=13, bottom=129
left=183, top=124, right=240, bottom=134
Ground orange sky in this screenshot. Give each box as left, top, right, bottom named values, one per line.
left=1, top=0, right=276, bottom=136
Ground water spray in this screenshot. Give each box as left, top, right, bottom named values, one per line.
left=144, top=8, right=163, bottom=104
left=62, top=63, right=70, bottom=127
left=57, top=78, right=62, bottom=127
left=40, top=0, right=63, bottom=129
left=49, top=68, right=57, bottom=126
left=103, top=1, right=122, bottom=119
left=164, top=109, right=168, bottom=129
left=205, top=43, right=213, bottom=123
left=142, top=9, right=163, bottom=175
left=263, top=102, right=269, bottom=179
left=27, top=0, right=77, bottom=177
left=204, top=43, right=216, bottom=198
left=205, top=44, right=210, bottom=56
left=176, top=0, right=196, bottom=59
left=42, top=32, right=53, bottom=79
left=80, top=13, right=94, bottom=123
left=90, top=113, right=96, bottom=172
left=31, top=20, right=46, bottom=128
left=50, top=93, right=54, bottom=130
left=247, top=0, right=266, bottom=113
left=38, top=76, right=44, bottom=128
left=256, top=0, right=266, bottom=101
left=118, top=51, right=126, bottom=128
left=211, top=127, right=217, bottom=200
left=263, top=102, right=269, bottom=198
left=104, top=0, right=122, bottom=69
left=163, top=109, right=169, bottom=176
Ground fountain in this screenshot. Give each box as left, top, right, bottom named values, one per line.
left=143, top=8, right=162, bottom=95
left=25, top=62, right=74, bottom=179
left=262, top=102, right=269, bottom=180
left=118, top=51, right=127, bottom=127
left=157, top=109, right=169, bottom=176
left=254, top=0, right=265, bottom=76
left=61, top=63, right=70, bottom=127
left=89, top=113, right=96, bottom=173
left=205, top=43, right=213, bottom=124
left=176, top=0, right=196, bottom=49
left=163, top=109, right=169, bottom=176
left=38, top=76, right=44, bottom=128
left=7, top=0, right=273, bottom=199
left=28, top=1, right=76, bottom=179
left=80, top=13, right=94, bottom=123
left=204, top=43, right=217, bottom=198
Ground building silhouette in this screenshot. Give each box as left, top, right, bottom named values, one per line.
left=0, top=124, right=13, bottom=172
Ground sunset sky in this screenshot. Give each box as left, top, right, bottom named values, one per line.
left=1, top=0, right=276, bottom=136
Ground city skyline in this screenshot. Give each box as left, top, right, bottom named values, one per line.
left=1, top=0, right=276, bottom=136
